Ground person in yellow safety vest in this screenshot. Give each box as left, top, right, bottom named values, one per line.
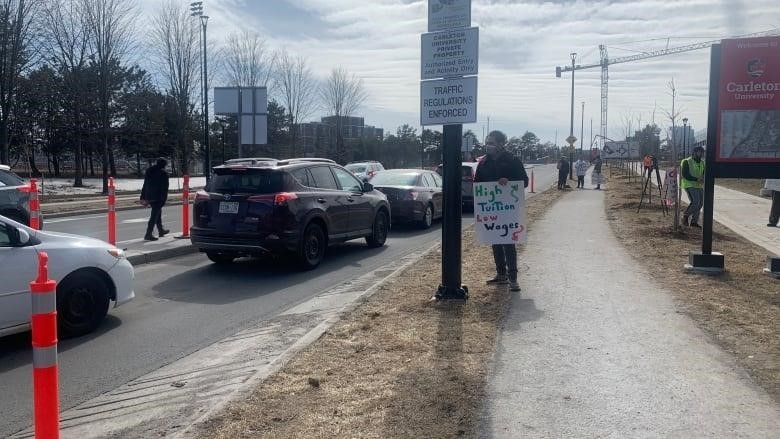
left=680, top=146, right=705, bottom=228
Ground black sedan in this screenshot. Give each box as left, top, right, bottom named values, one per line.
left=370, top=169, right=443, bottom=229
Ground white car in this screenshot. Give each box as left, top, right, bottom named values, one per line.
left=0, top=215, right=134, bottom=338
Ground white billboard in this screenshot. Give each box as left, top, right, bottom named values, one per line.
left=602, top=141, right=640, bottom=159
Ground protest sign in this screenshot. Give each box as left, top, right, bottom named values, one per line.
left=473, top=181, right=526, bottom=245
left=663, top=167, right=678, bottom=206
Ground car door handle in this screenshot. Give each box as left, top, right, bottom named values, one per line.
left=317, top=198, right=327, bottom=203
left=347, top=197, right=355, bottom=202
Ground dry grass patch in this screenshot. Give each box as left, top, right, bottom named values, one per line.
left=197, top=187, right=566, bottom=439
left=604, top=169, right=779, bottom=402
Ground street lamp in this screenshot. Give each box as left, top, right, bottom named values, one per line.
left=682, top=117, right=689, bottom=159
left=569, top=52, right=576, bottom=179
left=190, top=2, right=210, bottom=182
left=218, top=117, right=228, bottom=164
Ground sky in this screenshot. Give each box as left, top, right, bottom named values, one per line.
left=136, top=0, right=780, bottom=146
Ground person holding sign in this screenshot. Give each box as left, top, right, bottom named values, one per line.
left=475, top=130, right=529, bottom=292
left=681, top=146, right=705, bottom=228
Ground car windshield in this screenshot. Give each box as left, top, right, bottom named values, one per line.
left=370, top=172, right=419, bottom=186
left=346, top=164, right=367, bottom=173
left=0, top=170, right=24, bottom=186
left=211, top=169, right=285, bottom=194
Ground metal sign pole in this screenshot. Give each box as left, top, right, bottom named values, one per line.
left=437, top=123, right=467, bottom=300
left=702, top=45, right=721, bottom=256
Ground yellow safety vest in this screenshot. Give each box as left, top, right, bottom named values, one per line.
left=680, top=157, right=704, bottom=190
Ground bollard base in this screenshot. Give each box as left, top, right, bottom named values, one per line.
left=763, top=256, right=780, bottom=278
left=174, top=235, right=190, bottom=240
left=684, top=251, right=725, bottom=274
left=434, top=285, right=468, bottom=301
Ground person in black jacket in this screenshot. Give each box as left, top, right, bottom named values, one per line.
left=140, top=158, right=170, bottom=241
left=557, top=157, right=570, bottom=190
left=475, top=130, right=529, bottom=292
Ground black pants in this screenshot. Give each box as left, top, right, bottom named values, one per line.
left=146, top=201, right=165, bottom=236
left=770, top=191, right=780, bottom=226
left=684, top=188, right=703, bottom=224
left=577, top=175, right=585, bottom=188
left=558, top=174, right=567, bottom=189
left=491, top=244, right=518, bottom=281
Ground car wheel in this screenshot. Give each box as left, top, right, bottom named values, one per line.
left=57, top=271, right=110, bottom=337
left=419, top=204, right=433, bottom=229
left=366, top=210, right=389, bottom=248
left=206, top=252, right=235, bottom=264
left=298, top=223, right=326, bottom=269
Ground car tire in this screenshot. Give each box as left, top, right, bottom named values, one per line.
left=57, top=271, right=110, bottom=338
left=366, top=210, right=389, bottom=248
left=419, top=204, right=433, bottom=229
left=298, top=222, right=326, bottom=269
left=206, top=252, right=235, bottom=264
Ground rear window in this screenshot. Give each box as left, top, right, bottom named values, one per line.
left=345, top=164, right=367, bottom=173
left=371, top=172, right=420, bottom=186
left=0, top=170, right=24, bottom=186
left=211, top=169, right=286, bottom=194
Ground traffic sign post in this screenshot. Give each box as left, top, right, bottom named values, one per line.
left=421, top=0, right=476, bottom=301
left=566, top=136, right=577, bottom=179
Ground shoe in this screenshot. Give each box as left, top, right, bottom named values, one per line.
left=768, top=223, right=778, bottom=227
left=683, top=215, right=689, bottom=226
left=690, top=222, right=701, bottom=228
left=486, top=275, right=508, bottom=285
left=144, top=235, right=158, bottom=241
left=158, top=229, right=170, bottom=237
left=509, top=281, right=521, bottom=292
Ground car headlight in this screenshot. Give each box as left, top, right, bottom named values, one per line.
left=107, top=248, right=126, bottom=259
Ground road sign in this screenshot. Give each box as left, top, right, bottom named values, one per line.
left=566, top=135, right=577, bottom=145
left=421, top=76, right=478, bottom=125
left=428, top=0, right=471, bottom=32
left=421, top=27, right=478, bottom=80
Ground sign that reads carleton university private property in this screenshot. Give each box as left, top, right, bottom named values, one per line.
left=421, top=27, right=478, bottom=80
left=421, top=76, right=477, bottom=125
left=717, top=36, right=780, bottom=162
left=473, top=181, right=526, bottom=245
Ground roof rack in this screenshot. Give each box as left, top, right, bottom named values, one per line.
left=0, top=164, right=10, bottom=171
left=347, top=160, right=381, bottom=164
left=275, top=158, right=336, bottom=166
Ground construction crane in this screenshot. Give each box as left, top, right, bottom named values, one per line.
left=556, top=29, right=780, bottom=148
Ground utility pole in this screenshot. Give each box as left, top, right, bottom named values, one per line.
left=568, top=52, right=576, bottom=179
left=191, top=1, right=210, bottom=182
left=580, top=101, right=585, bottom=152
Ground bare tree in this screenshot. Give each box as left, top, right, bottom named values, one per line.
left=0, top=0, right=37, bottom=165
left=150, top=0, right=199, bottom=174
left=319, top=67, right=367, bottom=161
left=42, top=0, right=91, bottom=185
left=82, top=0, right=137, bottom=193
left=663, top=79, right=685, bottom=230
left=275, top=49, right=316, bottom=157
left=223, top=30, right=275, bottom=88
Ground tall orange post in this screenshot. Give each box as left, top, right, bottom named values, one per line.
left=108, top=177, right=116, bottom=245
left=181, top=175, right=190, bottom=238
left=30, top=252, right=59, bottom=438
left=29, top=179, right=40, bottom=230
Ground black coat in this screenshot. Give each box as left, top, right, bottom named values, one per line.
left=558, top=160, right=570, bottom=177
left=141, top=165, right=169, bottom=204
left=474, top=150, right=529, bottom=187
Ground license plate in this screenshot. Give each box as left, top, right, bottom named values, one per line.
left=218, top=201, right=239, bottom=214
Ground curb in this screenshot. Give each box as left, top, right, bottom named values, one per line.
left=44, top=204, right=147, bottom=219
left=126, top=244, right=199, bottom=266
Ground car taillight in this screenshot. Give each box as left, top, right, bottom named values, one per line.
left=405, top=190, right=419, bottom=200
left=274, top=192, right=298, bottom=205
left=195, top=190, right=210, bottom=201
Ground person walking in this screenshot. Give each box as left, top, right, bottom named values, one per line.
left=574, top=156, right=589, bottom=189
left=557, top=157, right=570, bottom=190
left=475, top=130, right=529, bottom=292
left=140, top=158, right=170, bottom=241
left=680, top=146, right=705, bottom=228
left=766, top=179, right=780, bottom=227
left=591, top=154, right=604, bottom=190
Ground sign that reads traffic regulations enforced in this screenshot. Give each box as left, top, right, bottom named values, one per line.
left=716, top=36, right=780, bottom=162
left=473, top=181, right=526, bottom=245
left=421, top=27, right=478, bottom=80
left=428, top=0, right=471, bottom=32
left=421, top=76, right=477, bottom=125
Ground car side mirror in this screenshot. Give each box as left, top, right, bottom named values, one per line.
left=10, top=226, right=31, bottom=246
left=362, top=182, right=374, bottom=192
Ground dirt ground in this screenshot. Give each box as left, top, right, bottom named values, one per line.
left=197, top=186, right=566, bottom=439
left=716, top=178, right=767, bottom=197
left=603, top=168, right=779, bottom=402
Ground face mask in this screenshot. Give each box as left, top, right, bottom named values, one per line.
left=486, top=145, right=498, bottom=155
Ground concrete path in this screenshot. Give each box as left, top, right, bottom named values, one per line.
left=479, top=189, right=780, bottom=438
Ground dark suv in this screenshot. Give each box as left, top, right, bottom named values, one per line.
left=190, top=159, right=391, bottom=268
left=0, top=165, right=36, bottom=226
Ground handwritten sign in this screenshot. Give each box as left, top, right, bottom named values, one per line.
left=473, top=181, right=526, bottom=245
left=663, top=167, right=678, bottom=206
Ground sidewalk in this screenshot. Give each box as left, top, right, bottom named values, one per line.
left=479, top=189, right=779, bottom=437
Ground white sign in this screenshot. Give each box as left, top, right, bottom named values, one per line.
left=602, top=141, right=640, bottom=159
left=421, top=27, right=478, bottom=80
left=663, top=167, right=678, bottom=206
left=428, top=0, right=471, bottom=32
left=420, top=76, right=477, bottom=125
left=473, top=181, right=526, bottom=245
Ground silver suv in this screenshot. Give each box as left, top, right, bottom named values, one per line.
left=0, top=165, right=35, bottom=226
left=345, top=161, right=385, bottom=181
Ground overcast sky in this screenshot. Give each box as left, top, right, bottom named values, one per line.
left=137, top=0, right=780, bottom=146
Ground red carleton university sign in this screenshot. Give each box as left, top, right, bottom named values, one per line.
left=717, top=36, right=780, bottom=162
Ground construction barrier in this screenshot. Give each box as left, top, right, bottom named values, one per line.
left=530, top=169, right=535, bottom=193
left=108, top=177, right=116, bottom=245
left=181, top=175, right=190, bottom=238
left=29, top=179, right=41, bottom=230
left=30, top=252, right=59, bottom=438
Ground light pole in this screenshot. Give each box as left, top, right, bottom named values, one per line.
left=580, top=101, right=585, bottom=153
left=190, top=2, right=210, bottom=182
left=218, top=117, right=227, bottom=163
left=682, top=117, right=689, bottom=159
left=569, top=52, right=576, bottom=179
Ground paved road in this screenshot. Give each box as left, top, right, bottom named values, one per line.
left=1, top=165, right=558, bottom=437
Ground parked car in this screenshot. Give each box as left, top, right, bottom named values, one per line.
left=0, top=164, right=41, bottom=227
left=370, top=169, right=443, bottom=229
left=345, top=161, right=385, bottom=181
left=0, top=215, right=135, bottom=338
left=190, top=158, right=391, bottom=269
left=223, top=157, right=278, bottom=166
left=436, top=162, right=479, bottom=210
